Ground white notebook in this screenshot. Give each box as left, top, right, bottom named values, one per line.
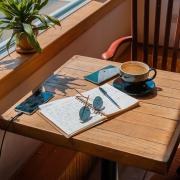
left=39, top=84, right=139, bottom=138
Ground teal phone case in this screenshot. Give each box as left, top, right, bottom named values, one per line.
left=84, top=65, right=119, bottom=84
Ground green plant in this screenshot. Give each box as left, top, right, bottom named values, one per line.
left=0, top=0, right=61, bottom=53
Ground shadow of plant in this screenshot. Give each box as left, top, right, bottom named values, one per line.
left=0, top=58, right=23, bottom=71
left=0, top=52, right=29, bottom=71
left=42, top=74, right=86, bottom=96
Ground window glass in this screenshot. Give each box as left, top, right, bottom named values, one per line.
left=41, top=0, right=71, bottom=15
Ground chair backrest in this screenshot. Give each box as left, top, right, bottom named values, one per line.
left=132, top=0, right=180, bottom=72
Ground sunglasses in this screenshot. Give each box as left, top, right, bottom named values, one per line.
left=74, top=89, right=104, bottom=123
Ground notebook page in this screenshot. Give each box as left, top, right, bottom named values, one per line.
left=39, top=96, right=105, bottom=137
left=39, top=96, right=73, bottom=109
left=82, top=84, right=139, bottom=116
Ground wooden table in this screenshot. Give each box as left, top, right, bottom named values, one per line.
left=1, top=55, right=180, bottom=176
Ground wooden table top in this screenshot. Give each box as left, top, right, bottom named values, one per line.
left=1, top=55, right=180, bottom=174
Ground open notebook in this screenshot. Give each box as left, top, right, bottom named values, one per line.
left=39, top=84, right=139, bottom=138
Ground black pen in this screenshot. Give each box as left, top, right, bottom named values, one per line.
left=99, top=87, right=121, bottom=109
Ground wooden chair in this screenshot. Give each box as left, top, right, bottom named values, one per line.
left=102, top=0, right=180, bottom=72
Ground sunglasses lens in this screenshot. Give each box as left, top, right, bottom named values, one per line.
left=79, top=106, right=91, bottom=122
left=93, top=96, right=103, bottom=111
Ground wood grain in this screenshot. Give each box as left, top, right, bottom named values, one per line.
left=171, top=8, right=180, bottom=71
left=132, top=0, right=138, bottom=60
left=162, top=0, right=174, bottom=70
left=153, top=0, right=162, bottom=68
left=143, top=0, right=150, bottom=63
left=1, top=55, right=180, bottom=174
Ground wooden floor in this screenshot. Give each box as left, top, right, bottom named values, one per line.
left=11, top=46, right=180, bottom=180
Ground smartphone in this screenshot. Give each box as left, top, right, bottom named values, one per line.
left=84, top=65, right=120, bottom=84
left=15, top=91, right=54, bottom=115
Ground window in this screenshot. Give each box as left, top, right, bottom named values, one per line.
left=0, top=0, right=89, bottom=57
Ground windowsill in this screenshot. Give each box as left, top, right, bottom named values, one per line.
left=0, top=0, right=124, bottom=101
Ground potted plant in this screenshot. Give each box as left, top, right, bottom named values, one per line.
left=0, top=0, right=61, bottom=54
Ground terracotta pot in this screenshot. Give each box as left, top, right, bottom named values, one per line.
left=15, top=28, right=38, bottom=54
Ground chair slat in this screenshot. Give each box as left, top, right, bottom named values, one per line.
left=171, top=8, right=180, bottom=72
left=132, top=0, right=138, bottom=60
left=153, top=0, right=162, bottom=68
left=162, top=0, right=174, bottom=70
left=143, top=0, right=150, bottom=64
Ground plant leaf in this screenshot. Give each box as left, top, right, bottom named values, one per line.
left=33, top=14, right=48, bottom=27
left=0, top=0, right=61, bottom=54
left=23, top=23, right=42, bottom=52
left=0, top=29, right=3, bottom=39
left=6, top=31, right=16, bottom=56
left=45, top=15, right=61, bottom=26
left=38, top=0, right=48, bottom=10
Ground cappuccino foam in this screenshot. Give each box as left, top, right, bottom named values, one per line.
left=122, top=64, right=148, bottom=75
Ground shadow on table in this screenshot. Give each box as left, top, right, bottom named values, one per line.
left=42, top=74, right=86, bottom=96
left=137, top=88, right=159, bottom=100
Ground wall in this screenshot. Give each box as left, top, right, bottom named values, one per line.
left=0, top=0, right=131, bottom=179
left=137, top=0, right=180, bottom=47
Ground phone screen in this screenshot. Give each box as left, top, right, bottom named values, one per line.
left=15, top=91, right=54, bottom=114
